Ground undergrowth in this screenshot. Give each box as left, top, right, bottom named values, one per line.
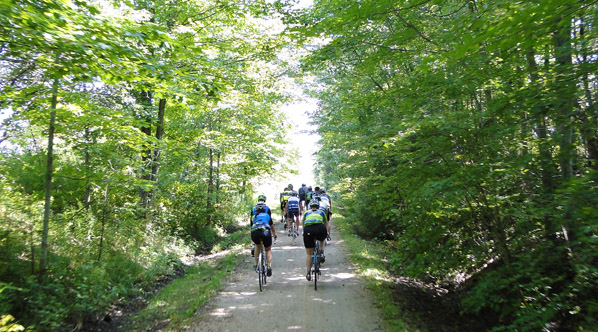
left=123, top=252, right=241, bottom=331
left=334, top=214, right=414, bottom=332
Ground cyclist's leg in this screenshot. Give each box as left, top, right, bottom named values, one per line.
left=254, top=243, right=262, bottom=268
left=250, top=231, right=260, bottom=268
left=294, top=214, right=301, bottom=234
left=316, top=223, right=327, bottom=262
left=303, top=227, right=316, bottom=279
left=265, top=246, right=273, bottom=276
left=263, top=232, right=273, bottom=266
left=305, top=247, right=314, bottom=270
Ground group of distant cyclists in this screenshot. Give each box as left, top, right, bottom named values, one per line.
left=249, top=184, right=333, bottom=281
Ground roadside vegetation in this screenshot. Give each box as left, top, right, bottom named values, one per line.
left=121, top=239, right=246, bottom=332
left=334, top=214, right=411, bottom=332
left=0, top=0, right=291, bottom=330
left=302, top=1, right=598, bottom=330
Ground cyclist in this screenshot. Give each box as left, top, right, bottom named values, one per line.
left=250, top=194, right=271, bottom=221
left=284, top=191, right=301, bottom=236
left=250, top=195, right=271, bottom=257
left=251, top=202, right=277, bottom=276
left=319, top=188, right=332, bottom=238
left=298, top=184, right=307, bottom=211
left=305, top=186, right=313, bottom=205
left=302, top=199, right=329, bottom=281
left=280, top=185, right=293, bottom=224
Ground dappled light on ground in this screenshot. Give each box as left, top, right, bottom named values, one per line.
left=190, top=222, right=384, bottom=331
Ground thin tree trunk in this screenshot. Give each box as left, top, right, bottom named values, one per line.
left=40, top=77, right=59, bottom=278
left=97, top=184, right=109, bottom=262
left=30, top=228, right=35, bottom=274
left=577, top=18, right=598, bottom=169
left=149, top=98, right=166, bottom=205
left=526, top=48, right=555, bottom=192
left=207, top=147, right=214, bottom=225
left=215, top=152, right=221, bottom=205
left=553, top=17, right=575, bottom=180
left=136, top=90, right=153, bottom=207
left=84, top=127, right=92, bottom=210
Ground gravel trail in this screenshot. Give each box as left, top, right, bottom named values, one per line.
left=189, top=218, right=384, bottom=332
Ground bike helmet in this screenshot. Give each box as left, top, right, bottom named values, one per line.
left=255, top=202, right=267, bottom=213
left=258, top=194, right=266, bottom=202
left=288, top=184, right=293, bottom=190
left=320, top=188, right=326, bottom=194
left=309, top=199, right=320, bottom=207
left=291, top=191, right=298, bottom=196
left=314, top=186, right=320, bottom=193
left=308, top=186, right=312, bottom=190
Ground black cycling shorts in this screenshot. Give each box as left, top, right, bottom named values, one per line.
left=251, top=229, right=273, bottom=247
left=303, top=223, right=327, bottom=249
left=287, top=209, right=300, bottom=218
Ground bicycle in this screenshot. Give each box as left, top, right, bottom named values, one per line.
left=256, top=240, right=267, bottom=291
left=310, top=240, right=322, bottom=291
left=288, top=220, right=298, bottom=243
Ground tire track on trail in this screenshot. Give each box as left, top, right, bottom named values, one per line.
left=189, top=218, right=384, bottom=332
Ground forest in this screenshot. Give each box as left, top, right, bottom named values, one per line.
left=1, top=0, right=597, bottom=331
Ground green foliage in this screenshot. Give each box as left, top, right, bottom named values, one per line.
left=289, top=0, right=598, bottom=329
left=1, top=0, right=293, bottom=329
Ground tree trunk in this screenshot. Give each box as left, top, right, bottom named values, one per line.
left=215, top=152, right=221, bottom=205
left=149, top=98, right=166, bottom=205
left=577, top=18, right=598, bottom=169
left=136, top=90, right=153, bottom=207
left=207, top=147, right=214, bottom=224
left=97, top=184, right=109, bottom=262
left=526, top=47, right=556, bottom=192
left=84, top=127, right=92, bottom=210
left=40, top=77, right=59, bottom=278
left=553, top=17, right=575, bottom=181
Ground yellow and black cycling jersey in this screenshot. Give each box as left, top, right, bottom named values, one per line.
left=280, top=189, right=293, bottom=204
left=302, top=209, right=328, bottom=226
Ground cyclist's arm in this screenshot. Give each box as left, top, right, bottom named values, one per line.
left=269, top=218, right=277, bottom=238
left=322, top=211, right=330, bottom=234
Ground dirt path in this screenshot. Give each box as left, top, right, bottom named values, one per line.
left=189, top=218, right=384, bottom=332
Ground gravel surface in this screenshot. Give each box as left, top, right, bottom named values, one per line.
left=189, top=219, right=385, bottom=332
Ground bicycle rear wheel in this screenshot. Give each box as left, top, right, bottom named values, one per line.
left=313, top=243, right=320, bottom=291
left=258, top=252, right=264, bottom=291
left=313, top=264, right=318, bottom=290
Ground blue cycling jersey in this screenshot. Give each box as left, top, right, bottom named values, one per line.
left=287, top=197, right=300, bottom=212
left=252, top=212, right=272, bottom=231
